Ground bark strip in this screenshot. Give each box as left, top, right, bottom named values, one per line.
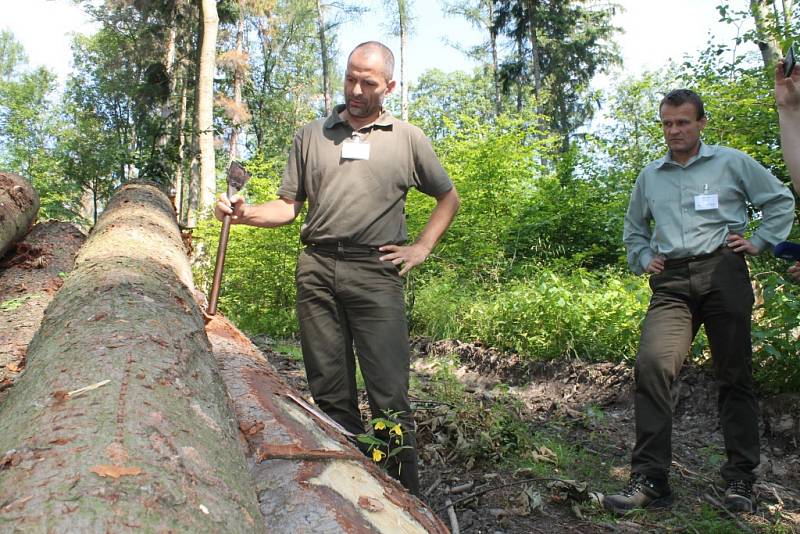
left=0, top=183, right=264, bottom=533
left=0, top=172, right=40, bottom=258
left=206, top=315, right=449, bottom=534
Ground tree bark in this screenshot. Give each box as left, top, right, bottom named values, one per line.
left=750, top=0, right=781, bottom=68
left=398, top=0, right=409, bottom=121
left=0, top=172, right=39, bottom=259
left=205, top=315, right=449, bottom=534
left=0, top=183, right=264, bottom=532
left=190, top=0, right=219, bottom=225
left=316, top=0, right=332, bottom=116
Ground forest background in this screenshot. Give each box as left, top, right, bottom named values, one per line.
left=1, top=0, right=799, bottom=395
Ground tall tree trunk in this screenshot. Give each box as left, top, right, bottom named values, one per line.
left=526, top=0, right=542, bottom=100
left=488, top=0, right=501, bottom=114
left=0, top=172, right=39, bottom=258
left=195, top=0, right=219, bottom=217
left=398, top=0, right=409, bottom=121
left=205, top=315, right=450, bottom=534
left=316, top=0, right=332, bottom=116
left=0, top=183, right=264, bottom=532
left=229, top=4, right=246, bottom=161
left=750, top=0, right=782, bottom=67
left=176, top=78, right=188, bottom=224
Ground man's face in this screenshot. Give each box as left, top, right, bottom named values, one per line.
left=344, top=49, right=395, bottom=121
left=659, top=102, right=707, bottom=156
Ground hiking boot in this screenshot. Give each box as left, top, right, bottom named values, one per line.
left=724, top=480, right=754, bottom=513
left=603, top=473, right=674, bottom=514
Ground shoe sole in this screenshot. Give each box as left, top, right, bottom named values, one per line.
left=603, top=494, right=675, bottom=515
left=724, top=497, right=754, bottom=513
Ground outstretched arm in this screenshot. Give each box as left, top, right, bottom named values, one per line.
left=776, top=59, right=800, bottom=194
left=379, top=187, right=460, bottom=276
left=214, top=194, right=303, bottom=228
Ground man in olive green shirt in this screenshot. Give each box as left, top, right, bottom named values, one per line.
left=605, top=89, right=794, bottom=515
left=215, top=41, right=459, bottom=496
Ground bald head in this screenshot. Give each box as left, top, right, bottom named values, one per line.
left=348, top=41, right=395, bottom=82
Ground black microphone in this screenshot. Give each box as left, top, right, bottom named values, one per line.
left=774, top=241, right=800, bottom=261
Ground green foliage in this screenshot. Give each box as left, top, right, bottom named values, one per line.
left=193, top=154, right=302, bottom=336
left=413, top=267, right=649, bottom=361
left=0, top=31, right=82, bottom=221
left=409, top=68, right=497, bottom=140
left=750, top=263, right=800, bottom=394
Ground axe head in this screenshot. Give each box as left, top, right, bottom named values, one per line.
left=226, top=161, right=251, bottom=198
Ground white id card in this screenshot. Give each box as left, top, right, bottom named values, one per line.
left=342, top=139, right=370, bottom=160
left=694, top=193, right=719, bottom=211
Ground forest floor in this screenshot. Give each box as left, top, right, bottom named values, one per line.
left=3, top=224, right=798, bottom=532
left=260, top=337, right=800, bottom=534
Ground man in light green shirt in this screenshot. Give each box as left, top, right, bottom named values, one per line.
left=605, top=89, right=794, bottom=515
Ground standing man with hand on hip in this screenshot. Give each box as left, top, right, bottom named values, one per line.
left=215, top=41, right=459, bottom=496
left=605, top=89, right=794, bottom=515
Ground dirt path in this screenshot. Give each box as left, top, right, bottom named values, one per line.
left=260, top=336, right=800, bottom=533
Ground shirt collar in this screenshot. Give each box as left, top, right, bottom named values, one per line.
left=656, top=141, right=716, bottom=169
left=324, top=104, right=394, bottom=130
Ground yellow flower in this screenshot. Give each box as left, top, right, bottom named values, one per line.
left=390, top=424, right=403, bottom=438
left=374, top=421, right=386, bottom=430
left=372, top=449, right=386, bottom=462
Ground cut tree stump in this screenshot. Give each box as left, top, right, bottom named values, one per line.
left=0, top=183, right=264, bottom=533
left=0, top=171, right=40, bottom=259
left=206, top=315, right=450, bottom=534
left=0, top=222, right=85, bottom=403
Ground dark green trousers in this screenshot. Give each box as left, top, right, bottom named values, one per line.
left=295, top=246, right=419, bottom=493
left=632, top=247, right=759, bottom=483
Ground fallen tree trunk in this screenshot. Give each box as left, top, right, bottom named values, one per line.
left=0, top=172, right=40, bottom=259
left=0, top=183, right=264, bottom=532
left=0, top=222, right=85, bottom=403
left=206, top=316, right=449, bottom=534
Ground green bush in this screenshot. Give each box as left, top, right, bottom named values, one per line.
left=412, top=266, right=650, bottom=362
left=193, top=155, right=302, bottom=336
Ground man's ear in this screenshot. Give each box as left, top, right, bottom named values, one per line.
left=699, top=115, right=708, bottom=130
left=385, top=79, right=397, bottom=96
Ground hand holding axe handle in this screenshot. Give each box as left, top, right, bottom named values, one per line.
left=207, top=161, right=251, bottom=316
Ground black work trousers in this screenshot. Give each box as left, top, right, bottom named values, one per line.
left=632, top=247, right=759, bottom=483
left=295, top=246, right=419, bottom=493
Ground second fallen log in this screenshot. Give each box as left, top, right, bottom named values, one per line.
left=0, top=171, right=39, bottom=258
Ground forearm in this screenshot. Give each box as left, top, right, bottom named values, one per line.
left=414, top=188, right=460, bottom=253
left=237, top=198, right=301, bottom=228
left=779, top=107, right=800, bottom=194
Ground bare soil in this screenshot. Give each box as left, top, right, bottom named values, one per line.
left=260, top=336, right=800, bottom=533
left=0, top=222, right=85, bottom=403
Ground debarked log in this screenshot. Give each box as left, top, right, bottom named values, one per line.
left=0, top=183, right=264, bottom=533
left=0, top=171, right=40, bottom=258
left=206, top=316, right=450, bottom=534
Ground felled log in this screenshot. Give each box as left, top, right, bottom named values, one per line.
left=0, top=172, right=39, bottom=258
left=206, top=316, right=450, bottom=534
left=0, top=222, right=85, bottom=403
left=0, top=183, right=264, bottom=533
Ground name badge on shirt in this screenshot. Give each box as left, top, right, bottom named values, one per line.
left=694, top=193, right=718, bottom=211
left=342, top=138, right=371, bottom=160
